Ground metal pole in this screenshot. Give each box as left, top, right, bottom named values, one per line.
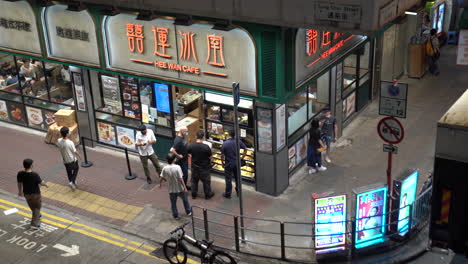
left=234, top=216, right=240, bottom=252
left=232, top=82, right=245, bottom=241
left=203, top=209, right=209, bottom=240
left=280, top=222, right=286, bottom=260
left=408, top=204, right=413, bottom=234
left=387, top=149, right=393, bottom=233
left=80, top=137, right=93, bottom=168
left=124, top=148, right=137, bottom=180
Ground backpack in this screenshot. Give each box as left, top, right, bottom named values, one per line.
left=425, top=39, right=435, bottom=57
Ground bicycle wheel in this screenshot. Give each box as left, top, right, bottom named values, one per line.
left=209, top=251, right=236, bottom=264
left=163, top=238, right=188, bottom=264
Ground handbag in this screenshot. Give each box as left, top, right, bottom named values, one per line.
left=425, top=39, right=435, bottom=57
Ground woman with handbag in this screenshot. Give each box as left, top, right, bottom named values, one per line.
left=307, top=119, right=327, bottom=174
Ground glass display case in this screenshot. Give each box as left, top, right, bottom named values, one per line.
left=204, top=98, right=255, bottom=181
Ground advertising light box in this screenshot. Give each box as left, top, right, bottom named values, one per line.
left=355, top=186, right=388, bottom=249
left=314, top=195, right=347, bottom=253
left=397, top=171, right=419, bottom=236
left=154, top=83, right=170, bottom=114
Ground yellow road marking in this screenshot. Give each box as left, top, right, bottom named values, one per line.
left=0, top=200, right=200, bottom=264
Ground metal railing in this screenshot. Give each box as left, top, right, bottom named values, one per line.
left=190, top=185, right=433, bottom=263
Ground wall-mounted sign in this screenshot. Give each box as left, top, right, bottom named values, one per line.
left=397, top=171, right=418, bottom=236
left=0, top=1, right=41, bottom=55
left=103, top=14, right=257, bottom=94
left=456, top=30, right=468, bottom=66
left=42, top=4, right=100, bottom=66
left=295, top=28, right=366, bottom=88
left=72, top=72, right=86, bottom=112
left=379, top=0, right=397, bottom=28
left=315, top=2, right=362, bottom=24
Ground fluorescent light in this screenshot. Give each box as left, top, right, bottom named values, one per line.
left=405, top=11, right=417, bottom=15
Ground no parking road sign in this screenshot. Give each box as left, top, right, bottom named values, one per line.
left=379, top=80, right=408, bottom=118
left=377, top=117, right=404, bottom=144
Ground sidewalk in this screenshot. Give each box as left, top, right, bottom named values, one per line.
left=0, top=45, right=465, bottom=263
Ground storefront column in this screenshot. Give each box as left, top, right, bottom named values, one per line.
left=71, top=68, right=95, bottom=147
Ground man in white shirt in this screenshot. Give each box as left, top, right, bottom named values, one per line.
left=135, top=125, right=162, bottom=184
left=57, top=127, right=81, bottom=190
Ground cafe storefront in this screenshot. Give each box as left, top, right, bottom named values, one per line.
left=0, top=0, right=378, bottom=195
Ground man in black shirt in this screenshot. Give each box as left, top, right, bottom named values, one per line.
left=187, top=130, right=214, bottom=200
left=17, top=159, right=48, bottom=229
left=170, top=127, right=190, bottom=189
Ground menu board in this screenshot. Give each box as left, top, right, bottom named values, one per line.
left=398, top=171, right=418, bottom=236
left=73, top=72, right=86, bottom=112
left=295, top=137, right=307, bottom=165
left=101, top=75, right=121, bottom=114
left=154, top=83, right=170, bottom=114
left=121, top=76, right=141, bottom=119
left=315, top=195, right=347, bottom=251
left=257, top=108, right=273, bottom=153
left=97, top=122, right=116, bottom=145
left=26, top=106, right=45, bottom=130
left=355, top=186, right=388, bottom=248
left=116, top=126, right=136, bottom=150
left=288, top=145, right=296, bottom=170
left=6, top=101, right=26, bottom=124
left=43, top=110, right=56, bottom=127
left=0, top=100, right=8, bottom=121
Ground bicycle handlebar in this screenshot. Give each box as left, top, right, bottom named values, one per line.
left=170, top=222, right=190, bottom=235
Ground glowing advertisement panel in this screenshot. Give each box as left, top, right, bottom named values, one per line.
left=314, top=195, right=347, bottom=253
left=355, top=186, right=388, bottom=248
left=397, top=171, right=419, bottom=236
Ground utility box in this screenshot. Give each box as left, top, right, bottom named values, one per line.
left=430, top=89, right=468, bottom=253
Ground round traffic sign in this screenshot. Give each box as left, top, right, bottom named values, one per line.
left=377, top=117, right=404, bottom=144
left=388, top=85, right=400, bottom=96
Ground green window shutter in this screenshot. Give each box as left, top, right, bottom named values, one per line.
left=261, top=31, right=277, bottom=98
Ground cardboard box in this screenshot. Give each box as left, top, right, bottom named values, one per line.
left=45, top=123, right=80, bottom=146
left=55, top=109, right=76, bottom=127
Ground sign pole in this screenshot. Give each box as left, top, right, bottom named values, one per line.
left=232, top=82, right=245, bottom=241
left=387, top=149, right=393, bottom=195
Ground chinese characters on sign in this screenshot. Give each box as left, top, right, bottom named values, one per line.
left=315, top=2, right=362, bottom=24
left=56, top=26, right=89, bottom=42
left=0, top=18, right=31, bottom=32
left=296, top=28, right=366, bottom=87
left=124, top=24, right=227, bottom=77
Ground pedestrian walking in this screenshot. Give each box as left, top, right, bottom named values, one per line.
left=427, top=28, right=441, bottom=76
left=159, top=153, right=192, bottom=219
left=170, top=126, right=190, bottom=190
left=136, top=124, right=162, bottom=184
left=187, top=130, right=214, bottom=200
left=57, top=127, right=81, bottom=190
left=221, top=130, right=247, bottom=199
left=319, top=108, right=338, bottom=163
left=17, top=159, right=48, bottom=229
left=307, top=119, right=327, bottom=174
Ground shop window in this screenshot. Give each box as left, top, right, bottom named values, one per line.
left=288, top=91, right=308, bottom=136
left=173, top=85, right=203, bottom=141
left=43, top=62, right=74, bottom=105
left=15, top=57, right=47, bottom=99
left=140, top=80, right=172, bottom=127
left=360, top=42, right=371, bottom=77
left=308, top=72, right=330, bottom=118
left=0, top=54, right=20, bottom=94
left=96, top=74, right=122, bottom=115
left=343, top=54, right=357, bottom=88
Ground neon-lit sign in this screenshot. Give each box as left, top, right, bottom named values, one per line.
left=104, top=14, right=257, bottom=94
left=355, top=186, right=388, bottom=249
left=314, top=195, right=347, bottom=253
left=397, top=171, right=418, bottom=236
left=296, top=28, right=366, bottom=87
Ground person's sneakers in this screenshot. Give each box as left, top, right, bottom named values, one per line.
left=222, top=193, right=231, bottom=199
left=187, top=211, right=193, bottom=216
left=31, top=225, right=41, bottom=230
left=318, top=166, right=327, bottom=172
left=325, top=157, right=332, bottom=163
left=205, top=192, right=215, bottom=200
left=309, top=168, right=317, bottom=174
left=69, top=182, right=76, bottom=191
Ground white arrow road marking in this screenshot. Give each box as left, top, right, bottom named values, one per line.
left=53, top=244, right=80, bottom=257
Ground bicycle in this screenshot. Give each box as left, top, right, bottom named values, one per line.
left=163, top=222, right=236, bottom=264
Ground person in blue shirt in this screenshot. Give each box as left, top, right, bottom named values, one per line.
left=220, top=130, right=247, bottom=199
